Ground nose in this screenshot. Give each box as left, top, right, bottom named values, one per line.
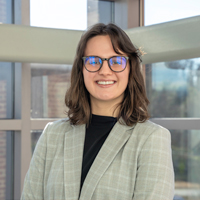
left=98, top=60, right=113, bottom=75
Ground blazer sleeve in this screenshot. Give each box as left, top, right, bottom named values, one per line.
left=133, top=127, right=175, bottom=200
left=21, top=123, right=50, bottom=200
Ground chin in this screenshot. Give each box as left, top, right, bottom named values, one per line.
left=91, top=93, right=124, bottom=104
left=97, top=95, right=114, bottom=100
left=98, top=96, right=121, bottom=103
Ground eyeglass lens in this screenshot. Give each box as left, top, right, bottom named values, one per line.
left=84, top=56, right=127, bottom=72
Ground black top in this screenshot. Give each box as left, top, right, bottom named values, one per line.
left=80, top=114, right=117, bottom=189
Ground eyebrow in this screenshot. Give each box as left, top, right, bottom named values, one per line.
left=84, top=55, right=127, bottom=57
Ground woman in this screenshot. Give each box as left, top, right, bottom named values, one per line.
left=21, top=23, right=174, bottom=200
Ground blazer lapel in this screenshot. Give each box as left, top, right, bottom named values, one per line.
left=64, top=123, right=86, bottom=199
left=79, top=121, right=134, bottom=200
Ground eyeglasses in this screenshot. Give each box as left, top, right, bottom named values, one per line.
left=82, top=56, right=129, bottom=72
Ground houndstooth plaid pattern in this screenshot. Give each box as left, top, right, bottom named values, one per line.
left=21, top=119, right=174, bottom=200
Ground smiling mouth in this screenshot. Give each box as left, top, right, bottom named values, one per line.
left=97, top=81, right=115, bottom=85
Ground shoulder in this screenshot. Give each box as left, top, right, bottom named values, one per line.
left=134, top=120, right=170, bottom=136
left=45, top=118, right=72, bottom=133
left=40, top=118, right=73, bottom=143
left=136, top=120, right=168, bottom=131
left=130, top=120, right=171, bottom=147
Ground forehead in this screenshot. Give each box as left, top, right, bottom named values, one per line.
left=84, top=35, right=124, bottom=56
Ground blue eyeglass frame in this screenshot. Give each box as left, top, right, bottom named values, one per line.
left=82, top=56, right=129, bottom=73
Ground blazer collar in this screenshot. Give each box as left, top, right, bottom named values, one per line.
left=63, top=120, right=135, bottom=200
left=64, top=123, right=85, bottom=200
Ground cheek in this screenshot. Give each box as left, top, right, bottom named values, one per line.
left=82, top=69, right=88, bottom=88
left=83, top=68, right=94, bottom=91
left=123, top=66, right=130, bottom=86
left=124, top=75, right=129, bottom=90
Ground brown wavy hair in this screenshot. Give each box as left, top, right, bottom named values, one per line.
left=65, top=23, right=150, bottom=126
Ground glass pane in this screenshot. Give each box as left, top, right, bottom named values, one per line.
left=0, top=62, right=14, bottom=119
left=0, top=0, right=12, bottom=24
left=31, top=63, right=71, bottom=118
left=30, top=0, right=87, bottom=30
left=30, top=0, right=115, bottom=30
left=171, top=129, right=200, bottom=200
left=0, top=131, right=14, bottom=200
left=31, top=130, right=42, bottom=153
left=145, top=0, right=200, bottom=26
left=88, top=0, right=113, bottom=27
left=146, top=58, right=200, bottom=118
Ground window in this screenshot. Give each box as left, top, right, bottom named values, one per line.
left=146, top=58, right=200, bottom=118
left=31, top=63, right=71, bottom=118
left=0, top=63, right=14, bottom=119
left=171, top=129, right=200, bottom=200
left=0, top=0, right=12, bottom=24
left=87, top=0, right=114, bottom=27
left=31, top=130, right=42, bottom=153
left=145, top=0, right=200, bottom=26
left=145, top=2, right=200, bottom=199
left=0, top=131, right=14, bottom=200
left=30, top=0, right=87, bottom=30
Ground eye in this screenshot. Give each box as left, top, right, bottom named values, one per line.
left=86, top=57, right=102, bottom=65
left=90, top=61, right=101, bottom=64
left=110, top=57, right=123, bottom=65
left=112, top=61, right=121, bottom=64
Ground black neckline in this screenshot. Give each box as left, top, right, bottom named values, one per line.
left=90, top=114, right=117, bottom=126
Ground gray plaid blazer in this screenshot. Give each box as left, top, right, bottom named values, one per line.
left=21, top=119, right=174, bottom=200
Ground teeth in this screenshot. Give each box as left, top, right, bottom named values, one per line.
left=97, top=81, right=114, bottom=85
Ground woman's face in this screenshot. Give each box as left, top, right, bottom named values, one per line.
left=83, top=35, right=130, bottom=106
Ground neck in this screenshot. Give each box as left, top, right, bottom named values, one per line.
left=91, top=99, right=120, bottom=117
